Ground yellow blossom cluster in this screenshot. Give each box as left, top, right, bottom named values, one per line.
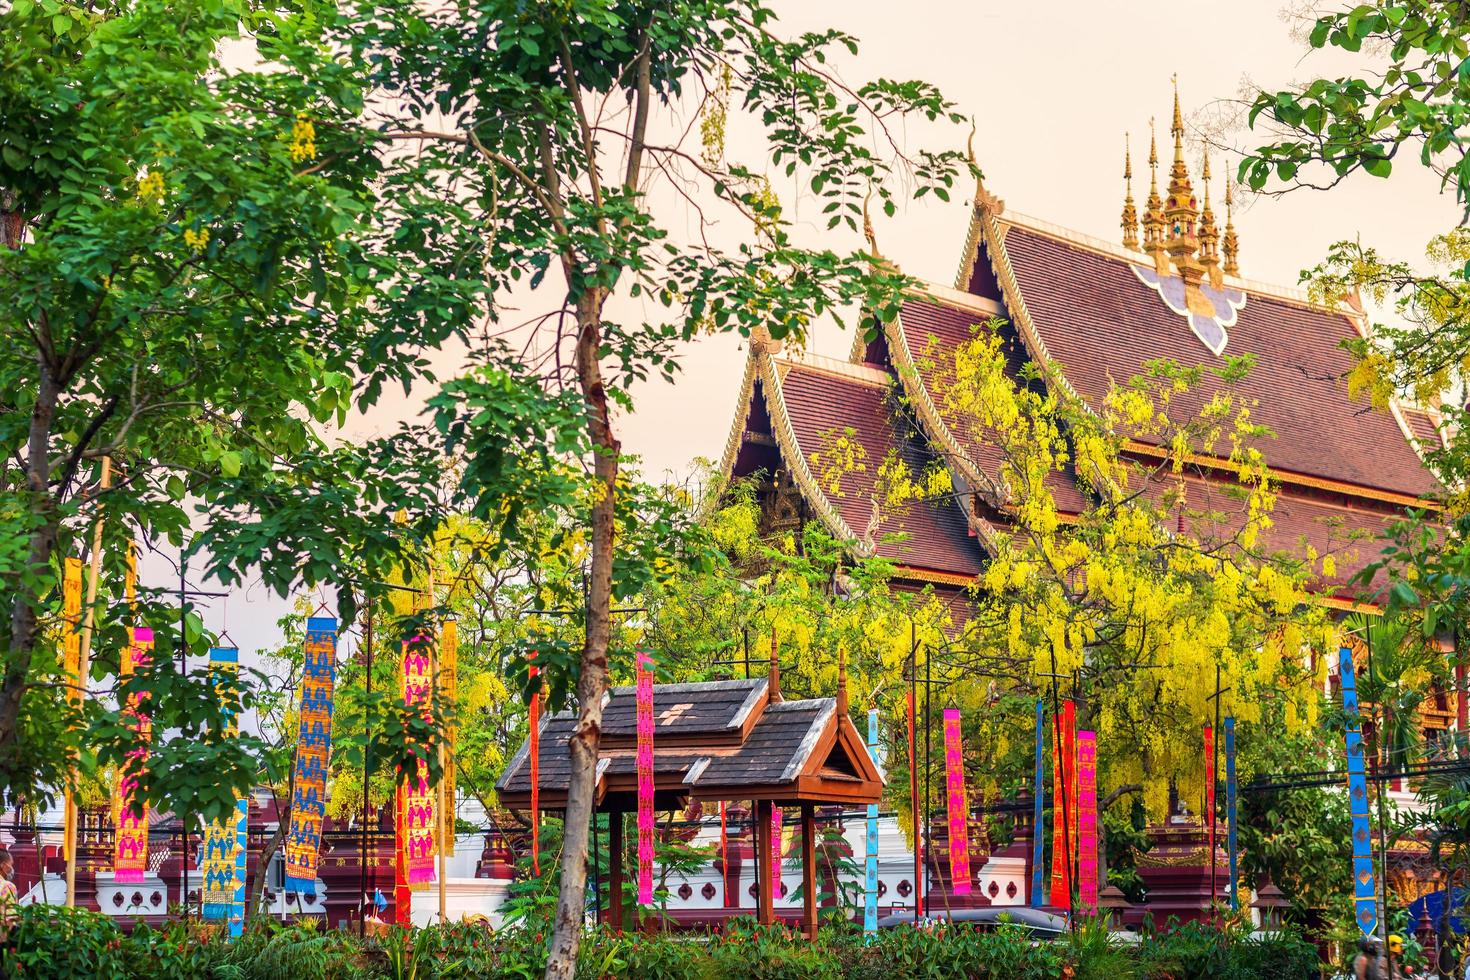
left=932, top=320, right=1333, bottom=822
left=289, top=113, right=317, bottom=163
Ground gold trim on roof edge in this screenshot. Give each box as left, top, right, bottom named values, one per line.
left=882, top=307, right=1008, bottom=552
left=757, top=351, right=867, bottom=551
left=1120, top=439, right=1440, bottom=511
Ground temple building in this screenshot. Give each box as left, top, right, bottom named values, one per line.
left=714, top=85, right=1456, bottom=916
left=717, top=85, right=1446, bottom=633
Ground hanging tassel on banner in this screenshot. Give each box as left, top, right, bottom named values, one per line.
left=1030, top=700, right=1046, bottom=908
left=528, top=650, right=541, bottom=877
left=942, top=708, right=971, bottom=895
left=285, top=618, right=339, bottom=895
left=1076, top=730, right=1099, bottom=912
left=635, top=651, right=655, bottom=904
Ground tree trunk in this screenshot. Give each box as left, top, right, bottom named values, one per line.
left=0, top=359, right=61, bottom=772
left=545, top=292, right=619, bottom=980
left=247, top=814, right=288, bottom=924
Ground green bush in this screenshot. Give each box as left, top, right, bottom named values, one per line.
left=0, top=907, right=1322, bottom=979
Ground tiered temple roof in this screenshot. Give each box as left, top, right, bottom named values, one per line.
left=717, top=97, right=1444, bottom=613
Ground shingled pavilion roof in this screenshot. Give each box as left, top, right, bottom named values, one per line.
left=495, top=676, right=883, bottom=813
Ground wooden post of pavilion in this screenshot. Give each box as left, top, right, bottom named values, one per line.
left=608, top=809, right=624, bottom=933
left=754, top=799, right=774, bottom=925
left=800, top=803, right=817, bottom=940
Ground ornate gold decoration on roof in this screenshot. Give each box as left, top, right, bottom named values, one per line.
left=1163, top=77, right=1201, bottom=282
left=967, top=122, right=1005, bottom=217
left=1121, top=134, right=1140, bottom=252
left=1142, top=120, right=1167, bottom=274
left=1197, top=148, right=1222, bottom=289
left=1222, top=177, right=1240, bottom=276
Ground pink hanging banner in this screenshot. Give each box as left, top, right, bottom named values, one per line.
left=771, top=805, right=783, bottom=901
left=114, top=627, right=153, bottom=883
left=1076, top=730, right=1099, bottom=911
left=401, top=635, right=436, bottom=886
left=528, top=652, right=541, bottom=876
left=942, top=708, right=971, bottom=895
left=636, top=651, right=655, bottom=904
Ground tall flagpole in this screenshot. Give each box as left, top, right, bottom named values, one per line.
left=66, top=456, right=111, bottom=907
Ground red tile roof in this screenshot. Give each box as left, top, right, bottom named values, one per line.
left=1135, top=468, right=1397, bottom=595
left=892, top=298, right=1092, bottom=516
left=995, top=222, right=1438, bottom=500
left=772, top=360, right=986, bottom=578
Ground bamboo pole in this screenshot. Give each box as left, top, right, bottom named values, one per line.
left=65, top=457, right=111, bottom=907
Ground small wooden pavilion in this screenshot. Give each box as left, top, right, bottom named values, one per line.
left=496, top=657, right=882, bottom=936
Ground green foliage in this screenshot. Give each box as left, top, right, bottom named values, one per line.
left=0, top=906, right=1324, bottom=979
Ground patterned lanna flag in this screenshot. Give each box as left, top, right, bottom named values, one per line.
left=201, top=647, right=248, bottom=937
left=636, top=651, right=655, bottom=903
left=114, top=626, right=154, bottom=883
left=284, top=618, right=338, bottom=895
left=1075, top=730, right=1099, bottom=911
left=61, top=557, right=82, bottom=863
left=401, top=632, right=436, bottom=887
left=942, top=708, right=971, bottom=895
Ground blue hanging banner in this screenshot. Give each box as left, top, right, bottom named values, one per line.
left=864, top=707, right=881, bottom=940
left=1030, top=700, right=1046, bottom=908
left=1341, top=646, right=1377, bottom=939
left=1224, top=716, right=1238, bottom=911
left=200, top=647, right=248, bottom=937
left=286, top=617, right=339, bottom=895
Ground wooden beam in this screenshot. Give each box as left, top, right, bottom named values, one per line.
left=754, top=799, right=774, bottom=925
left=801, top=804, right=817, bottom=941
left=608, top=809, right=624, bottom=934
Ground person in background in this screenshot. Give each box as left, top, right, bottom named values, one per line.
left=1354, top=936, right=1384, bottom=980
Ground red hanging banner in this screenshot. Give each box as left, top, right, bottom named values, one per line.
left=636, top=651, right=655, bottom=903
left=1048, top=698, right=1076, bottom=908
left=942, top=709, right=971, bottom=895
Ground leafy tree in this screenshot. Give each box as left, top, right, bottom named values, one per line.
left=913, top=323, right=1337, bottom=832
left=0, top=0, right=470, bottom=823
left=331, top=2, right=969, bottom=970
left=1243, top=1, right=1470, bottom=488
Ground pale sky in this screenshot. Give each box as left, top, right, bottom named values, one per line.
left=177, top=0, right=1457, bottom=666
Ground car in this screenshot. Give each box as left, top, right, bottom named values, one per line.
left=874, top=906, right=1070, bottom=938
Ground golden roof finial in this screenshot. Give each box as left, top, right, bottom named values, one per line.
left=862, top=187, right=881, bottom=259
left=1142, top=118, right=1167, bottom=271
left=965, top=119, right=1004, bottom=216
left=1122, top=134, right=1140, bottom=251
left=1198, top=146, right=1222, bottom=288
left=1222, top=176, right=1241, bottom=276
left=1163, top=76, right=1200, bottom=277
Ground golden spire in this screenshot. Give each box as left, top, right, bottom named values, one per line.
left=1222, top=176, right=1240, bottom=276
left=1163, top=74, right=1200, bottom=275
left=1197, top=147, right=1222, bottom=288
left=1142, top=119, right=1167, bottom=271
left=1121, top=134, right=1140, bottom=251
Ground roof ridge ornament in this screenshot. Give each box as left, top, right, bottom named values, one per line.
left=1121, top=134, right=1140, bottom=251
left=1197, top=147, right=1223, bottom=290
left=967, top=121, right=1004, bottom=217
left=1142, top=119, right=1167, bottom=273
left=1222, top=177, right=1241, bottom=276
